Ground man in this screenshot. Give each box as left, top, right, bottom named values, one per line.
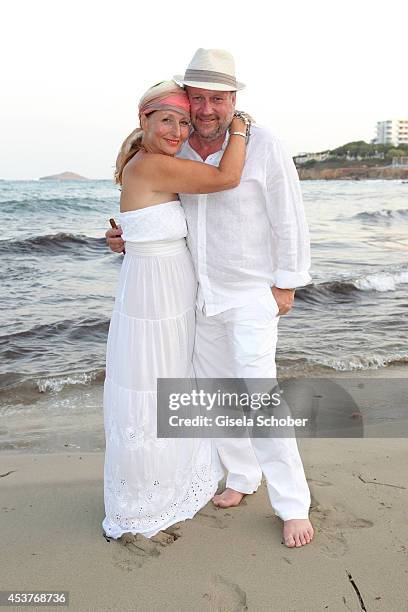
left=106, top=49, right=314, bottom=547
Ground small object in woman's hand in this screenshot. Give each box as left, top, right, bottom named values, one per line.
left=109, top=218, right=125, bottom=254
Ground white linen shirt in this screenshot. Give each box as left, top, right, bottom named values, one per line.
left=177, top=125, right=311, bottom=316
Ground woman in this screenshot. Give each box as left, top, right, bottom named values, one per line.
left=102, top=80, right=247, bottom=539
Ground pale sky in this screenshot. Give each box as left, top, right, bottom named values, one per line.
left=1, top=0, right=407, bottom=179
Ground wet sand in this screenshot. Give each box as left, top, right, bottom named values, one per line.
left=1, top=436, right=408, bottom=611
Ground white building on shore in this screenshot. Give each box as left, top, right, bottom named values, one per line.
left=375, top=119, right=408, bottom=146
left=293, top=151, right=330, bottom=165
left=392, top=156, right=408, bottom=167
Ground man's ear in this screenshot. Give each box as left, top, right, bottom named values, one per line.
left=230, top=91, right=237, bottom=106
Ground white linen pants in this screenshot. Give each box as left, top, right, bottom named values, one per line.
left=193, top=290, right=311, bottom=520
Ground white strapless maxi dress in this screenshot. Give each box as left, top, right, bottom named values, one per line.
left=102, top=201, right=221, bottom=539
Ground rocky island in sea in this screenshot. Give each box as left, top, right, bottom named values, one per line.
left=39, top=171, right=90, bottom=181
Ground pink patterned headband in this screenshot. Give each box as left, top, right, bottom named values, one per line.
left=139, top=92, right=190, bottom=119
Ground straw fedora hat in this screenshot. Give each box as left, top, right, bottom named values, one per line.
left=173, top=48, right=245, bottom=92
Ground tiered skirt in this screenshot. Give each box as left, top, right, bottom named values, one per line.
left=102, top=239, right=220, bottom=538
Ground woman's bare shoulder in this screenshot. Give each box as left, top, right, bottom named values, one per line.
left=122, top=152, right=146, bottom=177
left=123, top=152, right=170, bottom=181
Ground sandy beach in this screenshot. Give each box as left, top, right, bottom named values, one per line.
left=1, top=434, right=408, bottom=612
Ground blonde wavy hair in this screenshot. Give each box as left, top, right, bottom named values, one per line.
left=114, top=127, right=143, bottom=185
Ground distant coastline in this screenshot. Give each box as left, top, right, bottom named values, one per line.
left=297, top=164, right=408, bottom=181
left=295, top=140, right=408, bottom=180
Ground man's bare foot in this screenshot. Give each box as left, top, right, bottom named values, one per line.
left=212, top=488, right=245, bottom=508
left=282, top=518, right=314, bottom=547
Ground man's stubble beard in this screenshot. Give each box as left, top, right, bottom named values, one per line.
left=192, top=114, right=234, bottom=141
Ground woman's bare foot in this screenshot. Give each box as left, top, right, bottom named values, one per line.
left=282, top=518, right=314, bottom=547
left=212, top=488, right=245, bottom=508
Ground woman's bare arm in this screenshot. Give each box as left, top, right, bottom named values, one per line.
left=130, top=116, right=247, bottom=194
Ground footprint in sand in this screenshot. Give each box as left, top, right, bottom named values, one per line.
left=111, top=527, right=180, bottom=571
left=201, top=574, right=247, bottom=611
left=197, top=511, right=229, bottom=529
left=311, top=502, right=373, bottom=559
left=314, top=502, right=374, bottom=530
left=315, top=528, right=350, bottom=558
left=307, top=477, right=333, bottom=487
left=113, top=557, right=144, bottom=571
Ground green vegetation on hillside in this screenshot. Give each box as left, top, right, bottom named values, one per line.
left=295, top=141, right=408, bottom=170
left=330, top=141, right=408, bottom=160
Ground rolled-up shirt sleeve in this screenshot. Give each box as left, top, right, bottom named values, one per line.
left=264, top=136, right=312, bottom=289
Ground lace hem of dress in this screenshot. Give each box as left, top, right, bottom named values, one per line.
left=102, top=464, right=219, bottom=539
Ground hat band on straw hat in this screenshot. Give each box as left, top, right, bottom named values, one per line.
left=184, top=69, right=237, bottom=89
